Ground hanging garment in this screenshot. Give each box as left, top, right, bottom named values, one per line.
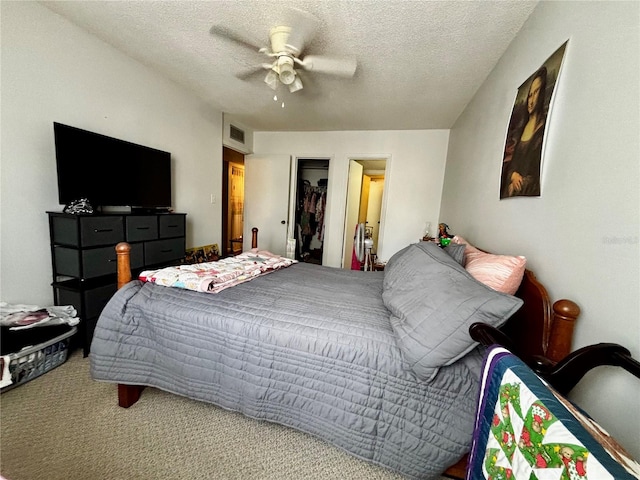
left=351, top=224, right=362, bottom=270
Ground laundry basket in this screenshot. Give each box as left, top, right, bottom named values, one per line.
left=1, top=326, right=76, bottom=392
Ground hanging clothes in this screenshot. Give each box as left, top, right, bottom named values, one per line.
left=315, top=191, right=326, bottom=242
left=297, top=184, right=327, bottom=261
left=351, top=224, right=362, bottom=270
left=300, top=185, right=326, bottom=237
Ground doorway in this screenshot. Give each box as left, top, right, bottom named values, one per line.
left=293, top=158, right=329, bottom=265
left=342, top=158, right=388, bottom=269
left=222, top=146, right=245, bottom=257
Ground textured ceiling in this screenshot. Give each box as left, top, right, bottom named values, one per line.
left=42, top=0, right=538, bottom=132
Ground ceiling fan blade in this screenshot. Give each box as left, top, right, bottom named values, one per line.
left=295, top=71, right=322, bottom=99
left=235, top=64, right=272, bottom=81
left=299, top=55, right=357, bottom=78
left=210, top=25, right=264, bottom=53
left=283, top=7, right=320, bottom=55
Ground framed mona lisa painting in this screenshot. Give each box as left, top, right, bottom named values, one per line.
left=500, top=40, right=568, bottom=199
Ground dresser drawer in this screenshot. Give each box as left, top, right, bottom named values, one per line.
left=126, top=216, right=158, bottom=242
left=50, top=215, right=125, bottom=247
left=55, top=282, right=117, bottom=319
left=54, top=243, right=143, bottom=279
left=50, top=216, right=80, bottom=246
left=85, top=284, right=118, bottom=318
left=144, top=238, right=185, bottom=265
left=80, top=216, right=125, bottom=247
left=159, top=215, right=185, bottom=238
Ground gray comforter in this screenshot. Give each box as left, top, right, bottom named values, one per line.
left=90, top=262, right=484, bottom=479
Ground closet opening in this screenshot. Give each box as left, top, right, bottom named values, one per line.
left=293, top=159, right=329, bottom=265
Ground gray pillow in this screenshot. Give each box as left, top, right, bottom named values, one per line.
left=420, top=241, right=466, bottom=266
left=382, top=242, right=523, bottom=381
left=384, top=243, right=413, bottom=271
left=446, top=243, right=466, bottom=265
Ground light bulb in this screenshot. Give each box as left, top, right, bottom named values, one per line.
left=277, top=56, right=296, bottom=85
left=273, top=95, right=278, bottom=101
left=278, top=64, right=296, bottom=85
left=281, top=101, right=285, bottom=108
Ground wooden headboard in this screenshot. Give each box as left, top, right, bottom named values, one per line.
left=503, top=269, right=580, bottom=363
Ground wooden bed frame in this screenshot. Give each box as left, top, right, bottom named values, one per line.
left=111, top=228, right=582, bottom=479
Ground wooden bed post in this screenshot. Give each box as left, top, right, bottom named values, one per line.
left=116, top=242, right=132, bottom=289
left=118, top=384, right=145, bottom=408
left=251, top=227, right=258, bottom=249
left=115, top=242, right=140, bottom=407
left=547, top=299, right=581, bottom=362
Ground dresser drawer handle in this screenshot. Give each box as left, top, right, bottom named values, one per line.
left=161, top=249, right=173, bottom=253
left=166, top=225, right=178, bottom=228
left=136, top=227, right=150, bottom=230
left=94, top=228, right=113, bottom=233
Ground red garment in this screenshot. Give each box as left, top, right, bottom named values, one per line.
left=351, top=225, right=362, bottom=270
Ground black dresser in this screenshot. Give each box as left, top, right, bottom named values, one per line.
left=47, top=211, right=186, bottom=355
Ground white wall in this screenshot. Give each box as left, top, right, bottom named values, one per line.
left=253, top=130, right=450, bottom=267
left=441, top=1, right=640, bottom=457
left=0, top=2, right=223, bottom=306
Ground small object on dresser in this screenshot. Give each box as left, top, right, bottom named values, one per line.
left=422, top=222, right=435, bottom=242
left=63, top=198, right=93, bottom=214
left=437, top=223, right=453, bottom=246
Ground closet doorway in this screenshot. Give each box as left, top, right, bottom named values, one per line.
left=222, top=146, right=245, bottom=257
left=293, top=158, right=329, bottom=265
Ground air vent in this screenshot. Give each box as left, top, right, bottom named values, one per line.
left=229, top=124, right=245, bottom=144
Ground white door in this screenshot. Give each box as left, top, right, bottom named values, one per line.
left=342, top=160, right=364, bottom=268
left=244, top=154, right=291, bottom=256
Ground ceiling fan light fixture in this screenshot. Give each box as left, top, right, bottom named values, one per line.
left=279, top=65, right=296, bottom=85
left=211, top=13, right=358, bottom=97
left=288, top=76, right=303, bottom=93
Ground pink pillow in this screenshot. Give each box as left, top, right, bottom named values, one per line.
left=452, top=235, right=526, bottom=295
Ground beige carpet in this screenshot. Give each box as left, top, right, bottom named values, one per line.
left=0, top=350, right=450, bottom=480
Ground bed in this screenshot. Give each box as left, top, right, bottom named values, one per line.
left=89, top=229, right=580, bottom=479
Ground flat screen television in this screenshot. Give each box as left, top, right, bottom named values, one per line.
left=54, top=122, right=172, bottom=210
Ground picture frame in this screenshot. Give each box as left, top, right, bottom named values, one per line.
left=500, top=40, right=568, bottom=199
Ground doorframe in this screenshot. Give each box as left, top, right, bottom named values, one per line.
left=342, top=154, right=391, bottom=269
left=222, top=146, right=245, bottom=257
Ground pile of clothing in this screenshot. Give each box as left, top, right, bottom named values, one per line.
left=1, top=302, right=79, bottom=330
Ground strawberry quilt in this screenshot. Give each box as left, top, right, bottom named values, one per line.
left=467, top=346, right=640, bottom=480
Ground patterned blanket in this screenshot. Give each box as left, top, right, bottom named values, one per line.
left=139, top=249, right=297, bottom=293
left=467, top=346, right=640, bottom=480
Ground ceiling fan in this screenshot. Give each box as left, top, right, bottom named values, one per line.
left=210, top=8, right=357, bottom=94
